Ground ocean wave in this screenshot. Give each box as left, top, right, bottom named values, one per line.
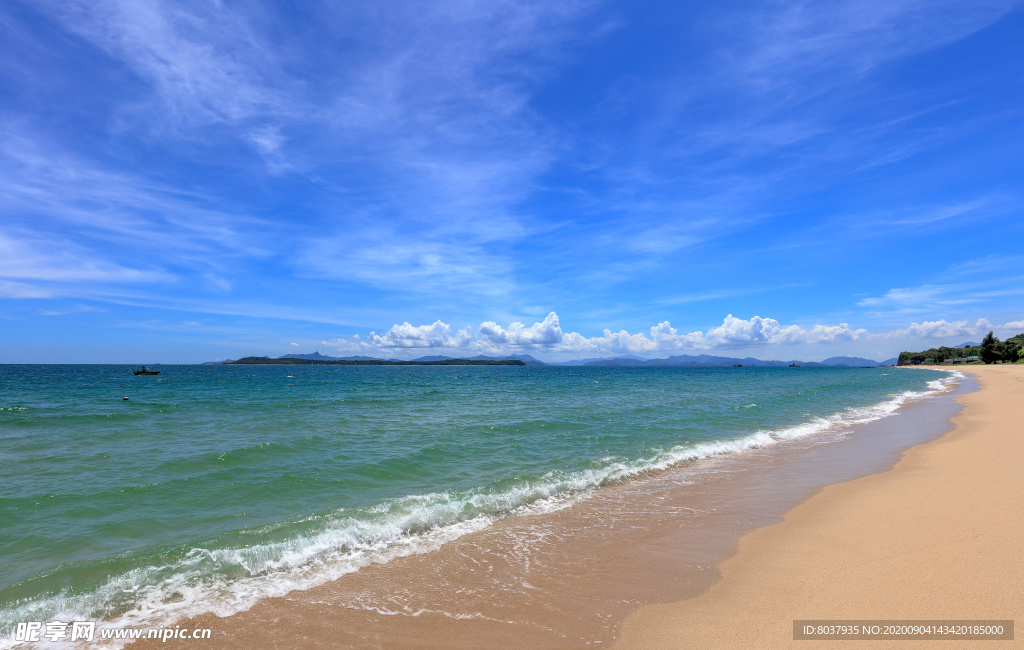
left=0, top=370, right=962, bottom=648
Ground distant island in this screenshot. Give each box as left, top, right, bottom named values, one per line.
left=898, top=332, right=1024, bottom=365
left=228, top=356, right=527, bottom=366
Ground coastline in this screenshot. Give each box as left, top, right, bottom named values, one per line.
left=614, top=365, right=1022, bottom=648
left=121, top=368, right=972, bottom=649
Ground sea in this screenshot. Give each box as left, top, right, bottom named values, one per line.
left=0, top=364, right=958, bottom=645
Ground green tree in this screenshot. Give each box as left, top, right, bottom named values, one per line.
left=935, top=346, right=955, bottom=363
left=1008, top=334, right=1024, bottom=362
left=980, top=331, right=1000, bottom=364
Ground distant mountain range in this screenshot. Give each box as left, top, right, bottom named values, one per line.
left=279, top=351, right=547, bottom=365
left=555, top=354, right=897, bottom=367
left=549, top=354, right=648, bottom=366
left=228, top=356, right=525, bottom=366
left=205, top=351, right=896, bottom=367
left=281, top=352, right=384, bottom=361
left=819, top=356, right=899, bottom=367
left=405, top=354, right=546, bottom=366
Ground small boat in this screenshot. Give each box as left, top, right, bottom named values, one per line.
left=133, top=365, right=160, bottom=376
left=732, top=364, right=742, bottom=367
left=789, top=363, right=799, bottom=367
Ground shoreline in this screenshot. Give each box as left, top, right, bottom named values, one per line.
left=614, top=365, right=1022, bottom=648
left=123, top=369, right=969, bottom=648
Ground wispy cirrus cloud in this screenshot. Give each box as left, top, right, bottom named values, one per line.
left=2, top=0, right=1021, bottom=364
left=0, top=120, right=283, bottom=301
left=0, top=228, right=170, bottom=285
left=0, top=123, right=271, bottom=255
left=297, top=234, right=519, bottom=299
left=14, top=0, right=607, bottom=306
left=540, top=0, right=1022, bottom=286
left=33, top=0, right=292, bottom=129
left=734, top=0, right=1020, bottom=84
left=858, top=273, right=1024, bottom=316
left=858, top=285, right=962, bottom=309
left=0, top=280, right=54, bottom=299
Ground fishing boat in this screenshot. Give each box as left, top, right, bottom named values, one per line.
left=133, top=365, right=160, bottom=376
left=788, top=363, right=799, bottom=367
left=732, top=364, right=742, bottom=367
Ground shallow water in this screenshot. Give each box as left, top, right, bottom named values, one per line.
left=0, top=364, right=952, bottom=642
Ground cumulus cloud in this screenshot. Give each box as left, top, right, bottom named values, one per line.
left=322, top=312, right=873, bottom=358
left=555, top=315, right=866, bottom=354
left=478, top=312, right=563, bottom=346
left=562, top=321, right=705, bottom=354
left=368, top=320, right=473, bottom=349
left=705, top=314, right=779, bottom=345
left=804, top=323, right=867, bottom=343
left=311, top=311, right=1024, bottom=360
left=885, top=318, right=988, bottom=339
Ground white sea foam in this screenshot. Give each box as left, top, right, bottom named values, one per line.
left=0, top=370, right=963, bottom=649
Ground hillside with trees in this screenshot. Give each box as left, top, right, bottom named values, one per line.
left=227, top=356, right=527, bottom=366
left=898, top=332, right=1024, bottom=365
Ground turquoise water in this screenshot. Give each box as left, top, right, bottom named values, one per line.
left=0, top=364, right=952, bottom=637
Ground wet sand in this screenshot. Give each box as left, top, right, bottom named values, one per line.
left=615, top=365, right=1022, bottom=648
left=132, top=369, right=973, bottom=649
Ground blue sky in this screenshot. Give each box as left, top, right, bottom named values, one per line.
left=1, top=0, right=1022, bottom=363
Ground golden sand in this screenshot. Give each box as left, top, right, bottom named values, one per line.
left=614, top=365, right=1023, bottom=649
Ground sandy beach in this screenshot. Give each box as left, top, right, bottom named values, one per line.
left=615, top=364, right=1022, bottom=648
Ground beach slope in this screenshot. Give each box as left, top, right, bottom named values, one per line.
left=615, top=365, right=1022, bottom=648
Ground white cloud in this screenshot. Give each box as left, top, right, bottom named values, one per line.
left=705, top=314, right=780, bottom=345
left=478, top=312, right=563, bottom=346
left=883, top=318, right=990, bottom=339
left=857, top=274, right=1024, bottom=320
left=562, top=315, right=866, bottom=354
left=0, top=125, right=273, bottom=260
left=804, top=323, right=867, bottom=343
left=249, top=126, right=285, bottom=155
left=367, top=321, right=473, bottom=349
left=299, top=236, right=517, bottom=298
left=0, top=229, right=169, bottom=284
left=38, top=304, right=106, bottom=316
left=38, top=0, right=288, bottom=128
left=858, top=285, right=948, bottom=307
left=738, top=0, right=1019, bottom=83
left=554, top=322, right=698, bottom=355
left=322, top=312, right=874, bottom=358
left=0, top=280, right=53, bottom=299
